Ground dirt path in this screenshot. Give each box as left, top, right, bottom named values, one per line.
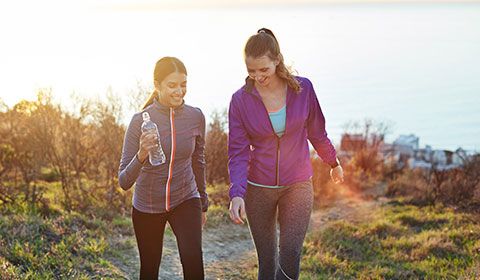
left=115, top=185, right=387, bottom=279
left=157, top=223, right=255, bottom=280
left=114, top=222, right=255, bottom=280
left=310, top=183, right=388, bottom=231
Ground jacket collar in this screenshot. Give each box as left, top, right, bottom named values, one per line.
left=244, top=76, right=255, bottom=94
left=244, top=77, right=264, bottom=99
left=152, top=96, right=185, bottom=114
left=243, top=76, right=293, bottom=100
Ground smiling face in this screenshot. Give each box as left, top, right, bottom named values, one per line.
left=245, top=55, right=279, bottom=87
left=155, top=71, right=187, bottom=108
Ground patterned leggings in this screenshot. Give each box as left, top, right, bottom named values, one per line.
left=245, top=180, right=314, bottom=280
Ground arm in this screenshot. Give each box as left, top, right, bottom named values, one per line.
left=192, top=110, right=208, bottom=212
left=118, top=114, right=144, bottom=190
left=305, top=78, right=338, bottom=167
left=227, top=95, right=250, bottom=200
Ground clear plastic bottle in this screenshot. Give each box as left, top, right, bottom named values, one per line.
left=141, top=112, right=166, bottom=166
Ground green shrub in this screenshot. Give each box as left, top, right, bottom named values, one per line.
left=39, top=167, right=61, bottom=182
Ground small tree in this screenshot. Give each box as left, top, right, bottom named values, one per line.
left=8, top=99, right=45, bottom=207
left=91, top=92, right=129, bottom=214
left=0, top=144, right=15, bottom=204
left=127, top=81, right=151, bottom=112
left=341, top=119, right=393, bottom=190
left=205, top=109, right=229, bottom=185
left=30, top=91, right=76, bottom=210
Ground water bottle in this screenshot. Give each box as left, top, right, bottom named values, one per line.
left=141, top=112, right=166, bottom=166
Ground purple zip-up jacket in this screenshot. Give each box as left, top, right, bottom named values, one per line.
left=228, top=76, right=337, bottom=199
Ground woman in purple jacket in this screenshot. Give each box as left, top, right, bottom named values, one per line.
left=228, top=28, right=344, bottom=280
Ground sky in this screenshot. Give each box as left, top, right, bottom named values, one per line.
left=2, top=0, right=478, bottom=107
left=1, top=0, right=479, bottom=151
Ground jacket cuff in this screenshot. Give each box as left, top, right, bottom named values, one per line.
left=136, top=153, right=149, bottom=165
left=200, top=194, right=209, bottom=212
left=329, top=158, right=340, bottom=169
left=229, top=184, right=246, bottom=200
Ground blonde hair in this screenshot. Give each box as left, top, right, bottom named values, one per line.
left=244, top=28, right=301, bottom=93
left=142, top=57, right=187, bottom=109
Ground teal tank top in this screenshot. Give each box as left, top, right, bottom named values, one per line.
left=248, top=105, right=287, bottom=189
left=269, top=105, right=286, bottom=137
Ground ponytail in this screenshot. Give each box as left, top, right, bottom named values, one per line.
left=142, top=91, right=157, bottom=110
left=276, top=58, right=301, bottom=93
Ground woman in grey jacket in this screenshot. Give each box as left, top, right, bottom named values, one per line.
left=119, top=57, right=208, bottom=280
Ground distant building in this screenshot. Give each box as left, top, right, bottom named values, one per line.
left=386, top=134, right=419, bottom=168
left=340, top=133, right=366, bottom=152
left=410, top=146, right=466, bottom=171
left=408, top=158, right=432, bottom=169
left=452, top=148, right=467, bottom=166
left=432, top=150, right=447, bottom=165
left=415, top=145, right=432, bottom=162
left=394, top=134, right=420, bottom=150
left=392, top=134, right=419, bottom=158
left=339, top=132, right=471, bottom=170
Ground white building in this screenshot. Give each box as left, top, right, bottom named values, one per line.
left=388, top=135, right=468, bottom=170
left=392, top=134, right=419, bottom=158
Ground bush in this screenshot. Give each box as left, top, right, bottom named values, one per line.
left=39, top=167, right=60, bottom=183
left=205, top=204, right=230, bottom=228
left=206, top=183, right=230, bottom=208
left=442, top=155, right=480, bottom=208
left=349, top=148, right=383, bottom=176
left=386, top=156, right=480, bottom=211
left=311, top=157, right=338, bottom=207
left=386, top=169, right=426, bottom=198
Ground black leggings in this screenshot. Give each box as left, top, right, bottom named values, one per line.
left=132, top=198, right=204, bottom=280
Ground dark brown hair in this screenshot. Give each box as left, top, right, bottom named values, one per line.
left=142, top=57, right=187, bottom=109
left=244, top=28, right=301, bottom=93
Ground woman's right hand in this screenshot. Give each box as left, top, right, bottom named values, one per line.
left=229, top=197, right=246, bottom=225
left=330, top=165, right=344, bottom=184
left=137, top=131, right=158, bottom=163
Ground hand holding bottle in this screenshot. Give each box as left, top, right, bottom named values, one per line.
left=139, top=112, right=166, bottom=165
left=138, top=132, right=159, bottom=163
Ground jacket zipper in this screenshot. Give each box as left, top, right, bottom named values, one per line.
left=165, top=108, right=176, bottom=211
left=254, top=95, right=284, bottom=187
left=276, top=138, right=280, bottom=186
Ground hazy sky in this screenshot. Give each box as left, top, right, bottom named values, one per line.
left=1, top=0, right=478, bottom=107
left=1, top=0, right=479, bottom=150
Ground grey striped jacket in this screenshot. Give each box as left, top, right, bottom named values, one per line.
left=118, top=98, right=208, bottom=213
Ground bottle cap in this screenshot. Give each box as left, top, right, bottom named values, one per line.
left=142, top=112, right=150, bottom=121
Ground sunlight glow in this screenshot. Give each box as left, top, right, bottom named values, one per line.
left=0, top=0, right=479, bottom=150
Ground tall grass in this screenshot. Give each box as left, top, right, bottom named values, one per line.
left=0, top=206, right=134, bottom=279
left=298, top=199, right=480, bottom=279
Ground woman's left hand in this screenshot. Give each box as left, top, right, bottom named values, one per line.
left=202, top=212, right=207, bottom=229
left=330, top=165, right=344, bottom=184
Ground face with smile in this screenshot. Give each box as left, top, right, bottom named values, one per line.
left=245, top=55, right=279, bottom=88
left=155, top=72, right=187, bottom=108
